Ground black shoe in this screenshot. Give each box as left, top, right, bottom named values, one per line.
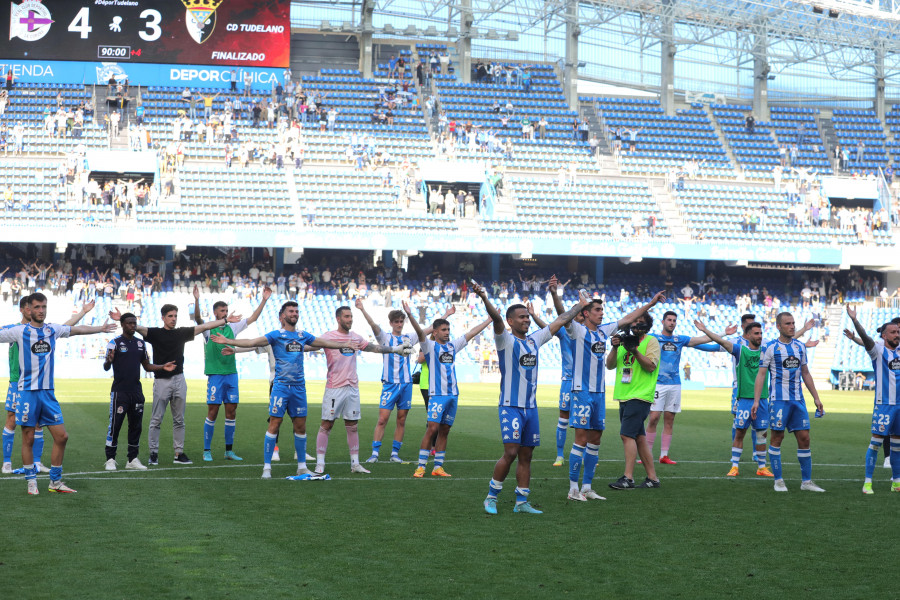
left=609, top=476, right=636, bottom=490
left=173, top=453, right=193, bottom=465
left=638, top=477, right=661, bottom=488
left=148, top=452, right=159, bottom=466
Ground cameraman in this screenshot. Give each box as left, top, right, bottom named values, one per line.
left=606, top=312, right=662, bottom=489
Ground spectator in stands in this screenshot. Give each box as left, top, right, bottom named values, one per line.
left=0, top=90, right=7, bottom=117
left=416, top=61, right=424, bottom=86
left=4, top=69, right=16, bottom=90
left=201, top=92, right=219, bottom=119
left=110, top=111, right=121, bottom=137
left=745, top=114, right=755, bottom=133
left=522, top=69, right=532, bottom=93
left=856, top=140, right=865, bottom=163
left=243, top=71, right=253, bottom=97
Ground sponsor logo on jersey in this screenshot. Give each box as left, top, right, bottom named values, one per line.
left=782, top=356, right=801, bottom=369
left=590, top=341, right=606, bottom=354
left=662, top=342, right=677, bottom=352
left=30, top=340, right=50, bottom=355
left=519, top=354, right=537, bottom=368
left=889, top=358, right=900, bottom=371
left=285, top=341, right=303, bottom=352
left=339, top=347, right=355, bottom=356
left=439, top=352, right=454, bottom=364
left=119, top=343, right=129, bottom=352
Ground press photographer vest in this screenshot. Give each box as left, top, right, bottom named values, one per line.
left=613, top=335, right=659, bottom=403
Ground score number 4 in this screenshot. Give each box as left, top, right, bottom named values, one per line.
left=68, top=7, right=162, bottom=41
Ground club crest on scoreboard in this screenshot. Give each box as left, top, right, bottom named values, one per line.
left=182, top=0, right=222, bottom=45
left=10, top=0, right=54, bottom=42
left=95, top=62, right=128, bottom=85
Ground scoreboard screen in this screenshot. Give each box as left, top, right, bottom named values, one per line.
left=4, top=0, right=290, bottom=68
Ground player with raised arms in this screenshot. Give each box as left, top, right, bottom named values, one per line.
left=752, top=312, right=825, bottom=493
left=0, top=293, right=116, bottom=494
left=845, top=306, right=900, bottom=494
left=647, top=311, right=730, bottom=464
left=549, top=274, right=665, bottom=501
left=210, top=301, right=362, bottom=479
left=403, top=298, right=492, bottom=478
left=193, top=284, right=272, bottom=462
left=356, top=298, right=452, bottom=464
left=694, top=318, right=773, bottom=478
left=478, top=284, right=586, bottom=515
left=3, top=296, right=96, bottom=474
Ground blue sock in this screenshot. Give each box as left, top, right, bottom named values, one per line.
left=263, top=432, right=277, bottom=465
left=391, top=440, right=402, bottom=456
left=224, top=419, right=236, bottom=447
left=750, top=428, right=758, bottom=450
left=515, top=487, right=530, bottom=505
left=2, top=427, right=13, bottom=463
left=371, top=440, right=382, bottom=456
left=755, top=444, right=767, bottom=468
left=731, top=425, right=736, bottom=442
left=294, top=433, right=307, bottom=465
left=417, top=449, right=429, bottom=467
left=23, top=463, right=36, bottom=481
left=434, top=451, right=445, bottom=468
left=798, top=449, right=812, bottom=481
left=556, top=418, right=568, bottom=457
left=582, top=443, right=599, bottom=487
left=891, top=441, right=900, bottom=480
left=769, top=446, right=782, bottom=479
left=731, top=446, right=742, bottom=467
left=865, top=437, right=883, bottom=479
left=49, top=465, right=62, bottom=482
left=569, top=444, right=585, bottom=484
left=204, top=418, right=215, bottom=451
left=487, top=478, right=502, bottom=499
left=33, top=430, right=44, bottom=463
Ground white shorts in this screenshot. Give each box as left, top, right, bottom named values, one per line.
left=321, top=386, right=361, bottom=421
left=650, top=384, right=681, bottom=413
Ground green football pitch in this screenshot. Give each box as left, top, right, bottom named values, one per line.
left=1, top=380, right=892, bottom=599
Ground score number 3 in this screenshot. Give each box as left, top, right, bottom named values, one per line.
left=68, top=7, right=162, bottom=41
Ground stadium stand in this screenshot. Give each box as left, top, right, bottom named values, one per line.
left=711, top=104, right=780, bottom=180
left=831, top=108, right=889, bottom=172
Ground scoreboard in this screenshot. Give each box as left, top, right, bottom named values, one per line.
left=4, top=0, right=290, bottom=68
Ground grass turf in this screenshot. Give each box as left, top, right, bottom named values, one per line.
left=0, top=380, right=892, bottom=599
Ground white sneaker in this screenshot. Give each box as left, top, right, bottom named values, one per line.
left=48, top=480, right=77, bottom=493
left=567, top=489, right=587, bottom=501
left=389, top=455, right=403, bottom=463
left=885, top=456, right=892, bottom=469
left=774, top=479, right=788, bottom=492
left=365, top=455, right=378, bottom=464
left=1, top=462, right=12, bottom=474
left=35, top=462, right=50, bottom=474
left=104, top=458, right=117, bottom=471
left=271, top=449, right=281, bottom=462
left=582, top=488, right=607, bottom=500
left=125, top=458, right=148, bottom=470
left=261, top=466, right=272, bottom=479
left=314, top=463, right=325, bottom=474
left=800, top=480, right=826, bottom=493
left=296, top=464, right=310, bottom=475
left=350, top=463, right=371, bottom=474
left=293, top=451, right=297, bottom=460
left=306, top=453, right=315, bottom=461
left=27, top=479, right=38, bottom=495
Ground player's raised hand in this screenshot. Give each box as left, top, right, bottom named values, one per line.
left=548, top=275, right=558, bottom=294
left=525, top=300, right=535, bottom=316
left=577, top=288, right=591, bottom=307
left=693, top=319, right=707, bottom=332
left=193, top=284, right=200, bottom=299
left=843, top=328, right=856, bottom=340
left=804, top=318, right=815, bottom=331
left=650, top=290, right=667, bottom=305
left=262, top=286, right=272, bottom=300
left=162, top=361, right=177, bottom=372
left=81, top=300, right=96, bottom=314
left=354, top=297, right=364, bottom=310
left=846, top=304, right=857, bottom=320
left=108, top=307, right=122, bottom=321
left=209, top=333, right=231, bottom=345
left=394, top=340, right=415, bottom=355
left=401, top=299, right=412, bottom=315
left=226, top=312, right=243, bottom=323
left=444, top=304, right=456, bottom=317
left=724, top=323, right=738, bottom=336
left=101, top=320, right=117, bottom=333
left=473, top=283, right=486, bottom=297
left=805, top=339, right=819, bottom=348
left=221, top=347, right=236, bottom=356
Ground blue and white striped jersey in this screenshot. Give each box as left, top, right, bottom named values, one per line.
left=376, top=331, right=417, bottom=384
left=0, top=323, right=71, bottom=391
left=496, top=327, right=553, bottom=409
left=867, top=340, right=900, bottom=406
left=760, top=339, right=807, bottom=403
left=570, top=321, right=618, bottom=394
left=652, top=334, right=690, bottom=386
left=422, top=335, right=468, bottom=396
left=556, top=327, right=575, bottom=381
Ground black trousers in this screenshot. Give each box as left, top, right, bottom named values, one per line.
left=105, top=391, right=145, bottom=460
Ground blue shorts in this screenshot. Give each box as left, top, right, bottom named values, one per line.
left=427, top=395, right=458, bottom=426
left=872, top=404, right=900, bottom=436
left=770, top=400, right=810, bottom=432
left=379, top=383, right=413, bottom=411
left=269, top=383, right=307, bottom=419
left=207, top=373, right=240, bottom=405
left=16, top=390, right=64, bottom=427
left=499, top=406, right=540, bottom=447
left=734, top=398, right=769, bottom=431
left=5, top=381, right=19, bottom=412
left=570, top=390, right=605, bottom=431
left=559, top=380, right=573, bottom=412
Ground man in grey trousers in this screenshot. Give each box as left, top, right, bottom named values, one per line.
left=111, top=303, right=231, bottom=465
